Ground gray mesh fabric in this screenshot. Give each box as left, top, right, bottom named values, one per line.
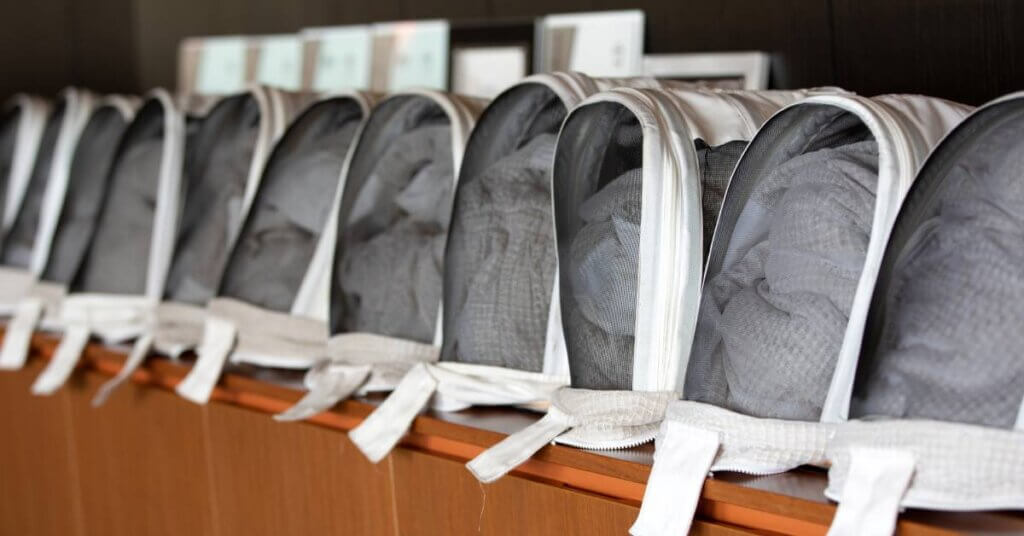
left=440, top=82, right=566, bottom=372
left=42, top=107, right=130, bottom=284
left=74, top=100, right=166, bottom=294
left=218, top=98, right=361, bottom=312
left=851, top=104, right=1024, bottom=429
left=336, top=123, right=452, bottom=341
left=164, top=94, right=260, bottom=304
left=688, top=132, right=879, bottom=421
left=0, top=107, right=20, bottom=233
left=696, top=140, right=747, bottom=260
left=444, top=134, right=557, bottom=371
left=0, top=104, right=65, bottom=268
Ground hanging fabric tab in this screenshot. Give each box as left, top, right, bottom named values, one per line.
left=92, top=332, right=155, bottom=407
left=175, top=315, right=237, bottom=404
left=827, top=448, right=915, bottom=536
left=31, top=324, right=90, bottom=395
left=630, top=421, right=720, bottom=536
left=349, top=362, right=439, bottom=462
left=0, top=297, right=42, bottom=369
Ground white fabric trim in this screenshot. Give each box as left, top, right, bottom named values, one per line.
left=273, top=362, right=371, bottom=422
left=206, top=297, right=327, bottom=369
left=825, top=419, right=1024, bottom=512
left=144, top=89, right=186, bottom=301
left=3, top=95, right=50, bottom=232
left=349, top=362, right=439, bottom=463
left=467, top=409, right=574, bottom=483
left=827, top=448, right=915, bottom=536
left=0, top=266, right=35, bottom=309
left=630, top=421, right=720, bottom=536
left=0, top=297, right=42, bottom=370
left=31, top=324, right=89, bottom=395
left=175, top=315, right=237, bottom=404
left=152, top=301, right=206, bottom=357
left=464, top=388, right=674, bottom=483
left=92, top=332, right=154, bottom=407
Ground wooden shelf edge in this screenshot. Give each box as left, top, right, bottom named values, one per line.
left=11, top=330, right=998, bottom=536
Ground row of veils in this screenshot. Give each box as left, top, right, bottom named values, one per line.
left=0, top=74, right=1020, bottom=535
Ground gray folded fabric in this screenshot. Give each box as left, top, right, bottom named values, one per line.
left=42, top=107, right=130, bottom=284
left=75, top=132, right=163, bottom=295
left=0, top=106, right=64, bottom=268
left=852, top=119, right=1024, bottom=429
left=696, top=140, right=879, bottom=421
left=337, top=124, right=453, bottom=341
left=445, top=134, right=557, bottom=370
left=219, top=110, right=359, bottom=312
left=164, top=96, right=259, bottom=304
left=567, top=167, right=643, bottom=390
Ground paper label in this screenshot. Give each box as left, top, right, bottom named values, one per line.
left=538, top=11, right=644, bottom=76
left=195, top=37, right=248, bottom=95
left=257, top=35, right=303, bottom=90
left=308, top=26, right=373, bottom=91
left=372, top=21, right=449, bottom=92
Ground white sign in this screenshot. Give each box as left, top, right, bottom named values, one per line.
left=452, top=46, right=528, bottom=98
left=537, top=11, right=644, bottom=77
left=195, top=37, right=248, bottom=95
left=305, top=25, right=373, bottom=91
left=256, top=35, right=304, bottom=90
left=643, top=52, right=771, bottom=90
left=372, top=20, right=450, bottom=92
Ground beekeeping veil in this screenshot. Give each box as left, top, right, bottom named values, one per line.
left=452, top=86, right=809, bottom=482
left=0, top=88, right=96, bottom=308
left=631, top=94, right=971, bottom=536
left=174, top=91, right=375, bottom=405
left=823, top=93, right=1024, bottom=536
left=271, top=87, right=487, bottom=423
left=0, top=95, right=137, bottom=371
left=0, top=94, right=50, bottom=242
left=30, top=89, right=186, bottom=395
left=342, top=76, right=692, bottom=460
left=90, top=86, right=314, bottom=406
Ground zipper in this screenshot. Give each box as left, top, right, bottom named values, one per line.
left=554, top=429, right=659, bottom=451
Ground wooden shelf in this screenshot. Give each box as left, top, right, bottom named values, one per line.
left=2, top=330, right=1022, bottom=535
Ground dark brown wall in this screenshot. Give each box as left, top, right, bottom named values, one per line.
left=1, top=0, right=1021, bottom=105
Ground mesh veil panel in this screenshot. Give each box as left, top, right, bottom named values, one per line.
left=686, top=106, right=879, bottom=421
left=73, top=100, right=166, bottom=294
left=218, top=97, right=363, bottom=312
left=851, top=102, right=1024, bottom=429
left=0, top=107, right=20, bottom=231
left=163, top=94, right=260, bottom=304
left=331, top=96, right=453, bottom=342
left=441, top=83, right=565, bottom=371
left=554, top=102, right=643, bottom=390
left=42, top=107, right=131, bottom=284
left=0, top=103, right=65, bottom=268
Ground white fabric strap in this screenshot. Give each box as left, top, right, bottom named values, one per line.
left=466, top=409, right=574, bottom=483
left=0, top=298, right=43, bottom=370
left=31, top=324, right=91, bottom=395
left=175, top=316, right=237, bottom=404
left=349, top=363, right=439, bottom=463
left=274, top=363, right=372, bottom=422
left=630, top=421, right=721, bottom=536
left=92, top=332, right=155, bottom=407
left=827, top=448, right=915, bottom=536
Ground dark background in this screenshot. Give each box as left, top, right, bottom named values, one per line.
left=4, top=0, right=1021, bottom=105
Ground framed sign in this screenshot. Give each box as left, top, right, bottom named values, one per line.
left=302, top=25, right=373, bottom=91
left=371, top=20, right=450, bottom=92
left=179, top=36, right=251, bottom=95
left=255, top=34, right=304, bottom=90
left=536, top=10, right=644, bottom=77
left=449, top=21, right=534, bottom=98
left=643, top=52, right=771, bottom=90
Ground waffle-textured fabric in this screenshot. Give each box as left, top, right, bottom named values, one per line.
left=41, top=107, right=131, bottom=284
left=443, top=134, right=556, bottom=371
left=0, top=105, right=64, bottom=268
left=851, top=116, right=1024, bottom=429
left=164, top=95, right=259, bottom=304
left=218, top=109, right=360, bottom=312
left=691, top=140, right=879, bottom=421
left=336, top=124, right=452, bottom=342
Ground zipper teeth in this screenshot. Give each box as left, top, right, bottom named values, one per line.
left=555, top=430, right=658, bottom=451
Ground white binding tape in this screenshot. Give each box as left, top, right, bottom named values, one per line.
left=31, top=324, right=91, bottom=395
left=0, top=297, right=43, bottom=370
left=175, top=316, right=237, bottom=404
left=827, top=448, right=915, bottom=536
